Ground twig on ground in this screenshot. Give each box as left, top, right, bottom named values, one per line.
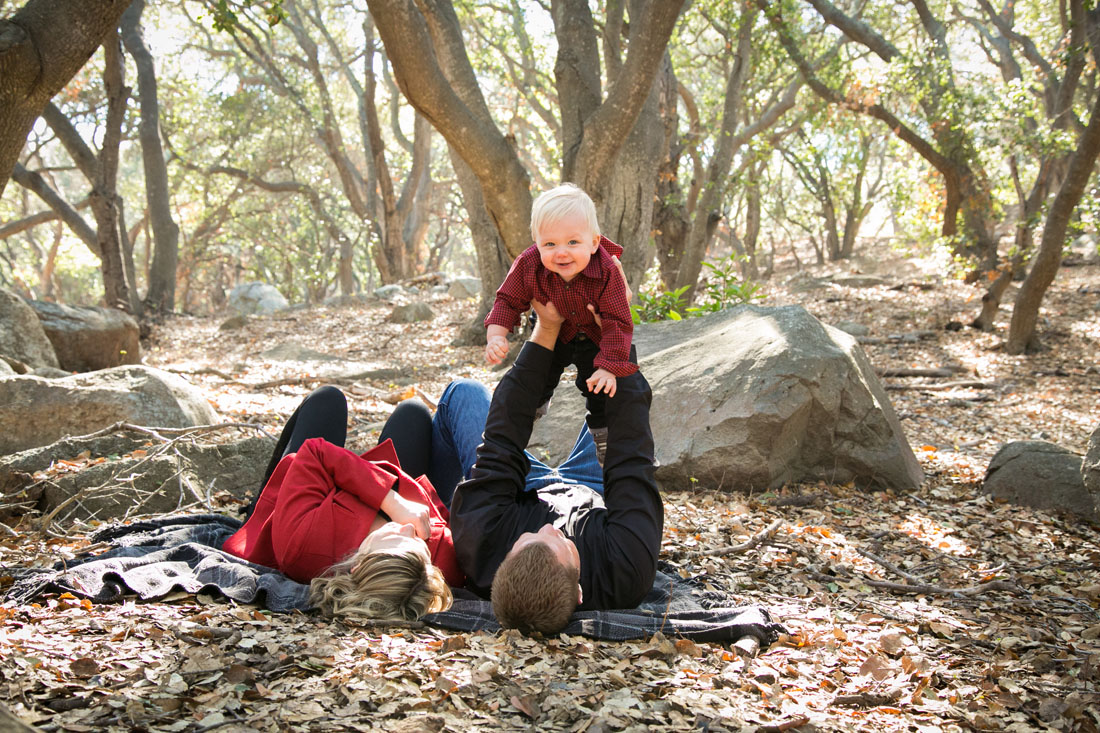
left=856, top=548, right=926, bottom=585
left=696, top=519, right=784, bottom=557
left=886, top=380, right=999, bottom=391
left=167, top=366, right=235, bottom=380
left=65, top=421, right=276, bottom=443
left=857, top=547, right=1019, bottom=596
left=863, top=578, right=1019, bottom=596
left=877, top=367, right=966, bottom=378
left=832, top=691, right=902, bottom=708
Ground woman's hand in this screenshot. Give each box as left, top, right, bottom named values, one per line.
left=380, top=490, right=431, bottom=539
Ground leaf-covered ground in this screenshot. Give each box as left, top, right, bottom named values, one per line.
left=2, top=247, right=1099, bottom=732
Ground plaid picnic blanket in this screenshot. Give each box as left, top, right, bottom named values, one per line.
left=4, top=515, right=784, bottom=646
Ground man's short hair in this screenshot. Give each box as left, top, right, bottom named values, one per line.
left=491, top=542, right=579, bottom=634
left=530, top=183, right=600, bottom=242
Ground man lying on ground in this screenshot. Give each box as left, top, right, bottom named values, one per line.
left=450, top=297, right=663, bottom=635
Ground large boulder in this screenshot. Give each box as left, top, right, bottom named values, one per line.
left=0, top=288, right=60, bottom=369
left=29, top=300, right=140, bottom=372
left=227, top=282, right=288, bottom=316
left=0, top=366, right=218, bottom=455
left=1, top=433, right=272, bottom=523
left=529, top=305, right=924, bottom=491
left=984, top=441, right=1096, bottom=522
left=1083, top=426, right=1100, bottom=509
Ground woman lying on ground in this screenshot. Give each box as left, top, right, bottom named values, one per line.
left=223, top=368, right=607, bottom=624
left=222, top=385, right=469, bottom=623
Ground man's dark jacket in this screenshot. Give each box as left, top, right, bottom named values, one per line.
left=449, top=340, right=663, bottom=610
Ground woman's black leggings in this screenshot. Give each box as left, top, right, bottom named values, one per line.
left=244, top=386, right=435, bottom=518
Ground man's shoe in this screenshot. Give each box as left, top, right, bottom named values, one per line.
left=591, top=426, right=608, bottom=467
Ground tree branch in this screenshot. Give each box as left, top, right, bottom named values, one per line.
left=10, top=164, right=100, bottom=255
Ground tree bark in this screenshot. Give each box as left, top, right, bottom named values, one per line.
left=369, top=0, right=683, bottom=309
left=121, top=0, right=180, bottom=314
left=366, top=0, right=532, bottom=258
left=449, top=147, right=510, bottom=346
left=9, top=164, right=99, bottom=252
left=1006, top=83, right=1100, bottom=353
left=0, top=0, right=131, bottom=196
left=92, top=29, right=136, bottom=313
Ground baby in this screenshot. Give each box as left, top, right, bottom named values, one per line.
left=484, top=183, right=637, bottom=464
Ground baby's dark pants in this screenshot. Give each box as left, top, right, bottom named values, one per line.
left=540, top=333, right=638, bottom=431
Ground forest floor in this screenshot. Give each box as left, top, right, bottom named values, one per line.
left=2, top=241, right=1100, bottom=732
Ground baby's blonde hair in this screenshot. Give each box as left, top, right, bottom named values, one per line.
left=531, top=183, right=600, bottom=242
left=309, top=548, right=452, bottom=623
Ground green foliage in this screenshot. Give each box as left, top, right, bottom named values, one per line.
left=691, top=253, right=763, bottom=313
left=631, top=254, right=762, bottom=324
left=630, top=286, right=691, bottom=324
left=208, top=0, right=287, bottom=32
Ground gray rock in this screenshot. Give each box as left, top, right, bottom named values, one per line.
left=323, top=294, right=370, bottom=307
left=227, top=282, right=288, bottom=316
left=0, top=360, right=13, bottom=376
left=0, top=365, right=218, bottom=455
left=389, top=302, right=434, bottom=323
left=1084, top=425, right=1100, bottom=508
left=984, top=441, right=1095, bottom=522
left=828, top=274, right=890, bottom=288
left=529, top=305, right=923, bottom=491
left=1, top=435, right=272, bottom=523
left=448, top=277, right=482, bottom=300
left=374, top=284, right=405, bottom=302
left=219, top=314, right=251, bottom=331
left=31, top=366, right=71, bottom=379
left=1068, top=233, right=1099, bottom=264
left=260, top=342, right=340, bottom=362
left=29, top=300, right=140, bottom=372
left=834, top=321, right=870, bottom=337
left=0, top=288, right=60, bottom=368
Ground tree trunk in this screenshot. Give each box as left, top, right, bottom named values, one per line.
left=366, top=0, right=533, bottom=258
left=0, top=0, right=131, bottom=196
left=121, top=0, right=179, bottom=314
left=971, top=159, right=1052, bottom=331
left=449, top=149, right=510, bottom=346
left=596, top=51, right=675, bottom=290
left=93, top=31, right=135, bottom=313
left=1006, top=86, right=1100, bottom=354
left=743, top=167, right=763, bottom=278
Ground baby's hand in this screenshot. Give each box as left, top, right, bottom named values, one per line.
left=485, top=334, right=509, bottom=364
left=587, top=368, right=617, bottom=397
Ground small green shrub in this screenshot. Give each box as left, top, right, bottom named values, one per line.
left=630, top=285, right=690, bottom=324
left=631, top=254, right=763, bottom=324
left=690, top=254, right=763, bottom=314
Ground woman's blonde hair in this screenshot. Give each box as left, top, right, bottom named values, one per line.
left=309, top=548, right=452, bottom=622
left=530, top=183, right=600, bottom=241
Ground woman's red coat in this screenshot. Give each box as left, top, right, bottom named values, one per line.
left=223, top=437, right=463, bottom=586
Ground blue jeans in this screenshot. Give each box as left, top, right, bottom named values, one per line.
left=430, top=379, right=604, bottom=505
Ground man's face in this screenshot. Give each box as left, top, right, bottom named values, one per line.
left=511, top=524, right=581, bottom=573
left=535, top=211, right=600, bottom=283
